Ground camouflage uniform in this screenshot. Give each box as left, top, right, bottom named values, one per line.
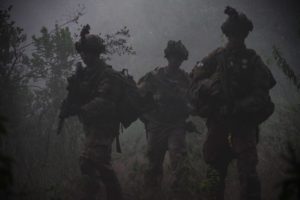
left=62, top=25, right=124, bottom=200
left=138, top=41, right=191, bottom=199
left=189, top=7, right=276, bottom=200
left=77, top=63, right=124, bottom=200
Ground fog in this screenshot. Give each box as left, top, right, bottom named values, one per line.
left=3, top=0, right=300, bottom=104
left=4, top=0, right=300, bottom=73
left=1, top=0, right=300, bottom=200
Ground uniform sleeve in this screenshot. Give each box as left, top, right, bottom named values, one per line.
left=190, top=48, right=221, bottom=82
left=188, top=50, right=220, bottom=110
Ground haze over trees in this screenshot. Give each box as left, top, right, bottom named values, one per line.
left=0, top=1, right=299, bottom=200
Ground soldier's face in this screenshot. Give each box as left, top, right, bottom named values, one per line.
left=227, top=35, right=245, bottom=44
left=168, top=56, right=184, bottom=69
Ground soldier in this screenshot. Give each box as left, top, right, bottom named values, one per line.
left=58, top=25, right=129, bottom=200
left=189, top=7, right=276, bottom=200
left=138, top=40, right=193, bottom=200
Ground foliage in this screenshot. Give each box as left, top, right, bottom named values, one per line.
left=272, top=43, right=300, bottom=199
left=0, top=5, right=30, bottom=121
left=102, top=26, right=136, bottom=58
left=29, top=25, right=76, bottom=121
left=26, top=26, right=79, bottom=193
left=0, top=5, right=27, bottom=85
left=272, top=46, right=300, bottom=90
left=0, top=5, right=27, bottom=197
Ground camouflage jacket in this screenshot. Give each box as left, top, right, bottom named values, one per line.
left=138, top=67, right=191, bottom=125
left=190, top=45, right=276, bottom=122
left=70, top=61, right=124, bottom=130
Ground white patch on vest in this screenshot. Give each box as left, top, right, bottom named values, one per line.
left=197, top=61, right=204, bottom=68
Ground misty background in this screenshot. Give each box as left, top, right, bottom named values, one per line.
left=5, top=0, right=300, bottom=73
left=6, top=0, right=300, bottom=103
left=0, top=0, right=300, bottom=200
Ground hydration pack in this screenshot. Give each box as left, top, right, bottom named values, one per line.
left=116, top=69, right=154, bottom=128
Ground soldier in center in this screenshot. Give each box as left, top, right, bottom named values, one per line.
left=138, top=40, right=192, bottom=200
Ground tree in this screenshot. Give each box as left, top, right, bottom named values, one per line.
left=0, top=5, right=30, bottom=199
left=30, top=25, right=76, bottom=132
left=0, top=5, right=29, bottom=120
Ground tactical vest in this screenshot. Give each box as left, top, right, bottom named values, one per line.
left=190, top=47, right=275, bottom=124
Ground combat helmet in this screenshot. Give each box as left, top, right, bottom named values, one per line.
left=75, top=24, right=106, bottom=54
left=221, top=6, right=253, bottom=39
left=164, top=40, right=189, bottom=60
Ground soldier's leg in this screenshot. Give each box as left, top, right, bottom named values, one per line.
left=80, top=135, right=122, bottom=200
left=232, top=126, right=261, bottom=200
left=96, top=143, right=122, bottom=200
left=79, top=157, right=101, bottom=200
left=167, top=127, right=188, bottom=199
left=145, top=129, right=168, bottom=188
left=203, top=119, right=233, bottom=200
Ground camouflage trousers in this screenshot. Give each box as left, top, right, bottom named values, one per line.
left=203, top=119, right=261, bottom=200
left=79, top=126, right=122, bottom=200
left=144, top=124, right=188, bottom=199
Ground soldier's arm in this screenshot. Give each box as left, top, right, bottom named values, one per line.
left=190, top=48, right=221, bottom=82
left=188, top=51, right=219, bottom=110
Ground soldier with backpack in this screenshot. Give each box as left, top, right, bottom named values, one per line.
left=58, top=24, right=149, bottom=200
left=189, top=7, right=276, bottom=200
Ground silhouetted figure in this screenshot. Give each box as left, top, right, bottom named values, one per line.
left=138, top=40, right=192, bottom=200
left=59, top=25, right=125, bottom=200
left=189, top=7, right=276, bottom=200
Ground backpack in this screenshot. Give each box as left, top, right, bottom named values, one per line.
left=114, top=69, right=154, bottom=128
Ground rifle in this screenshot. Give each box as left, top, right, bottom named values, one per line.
left=56, top=62, right=84, bottom=135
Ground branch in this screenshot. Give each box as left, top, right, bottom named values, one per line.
left=6, top=45, right=20, bottom=78
left=18, top=8, right=85, bottom=51
left=272, top=46, right=300, bottom=90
